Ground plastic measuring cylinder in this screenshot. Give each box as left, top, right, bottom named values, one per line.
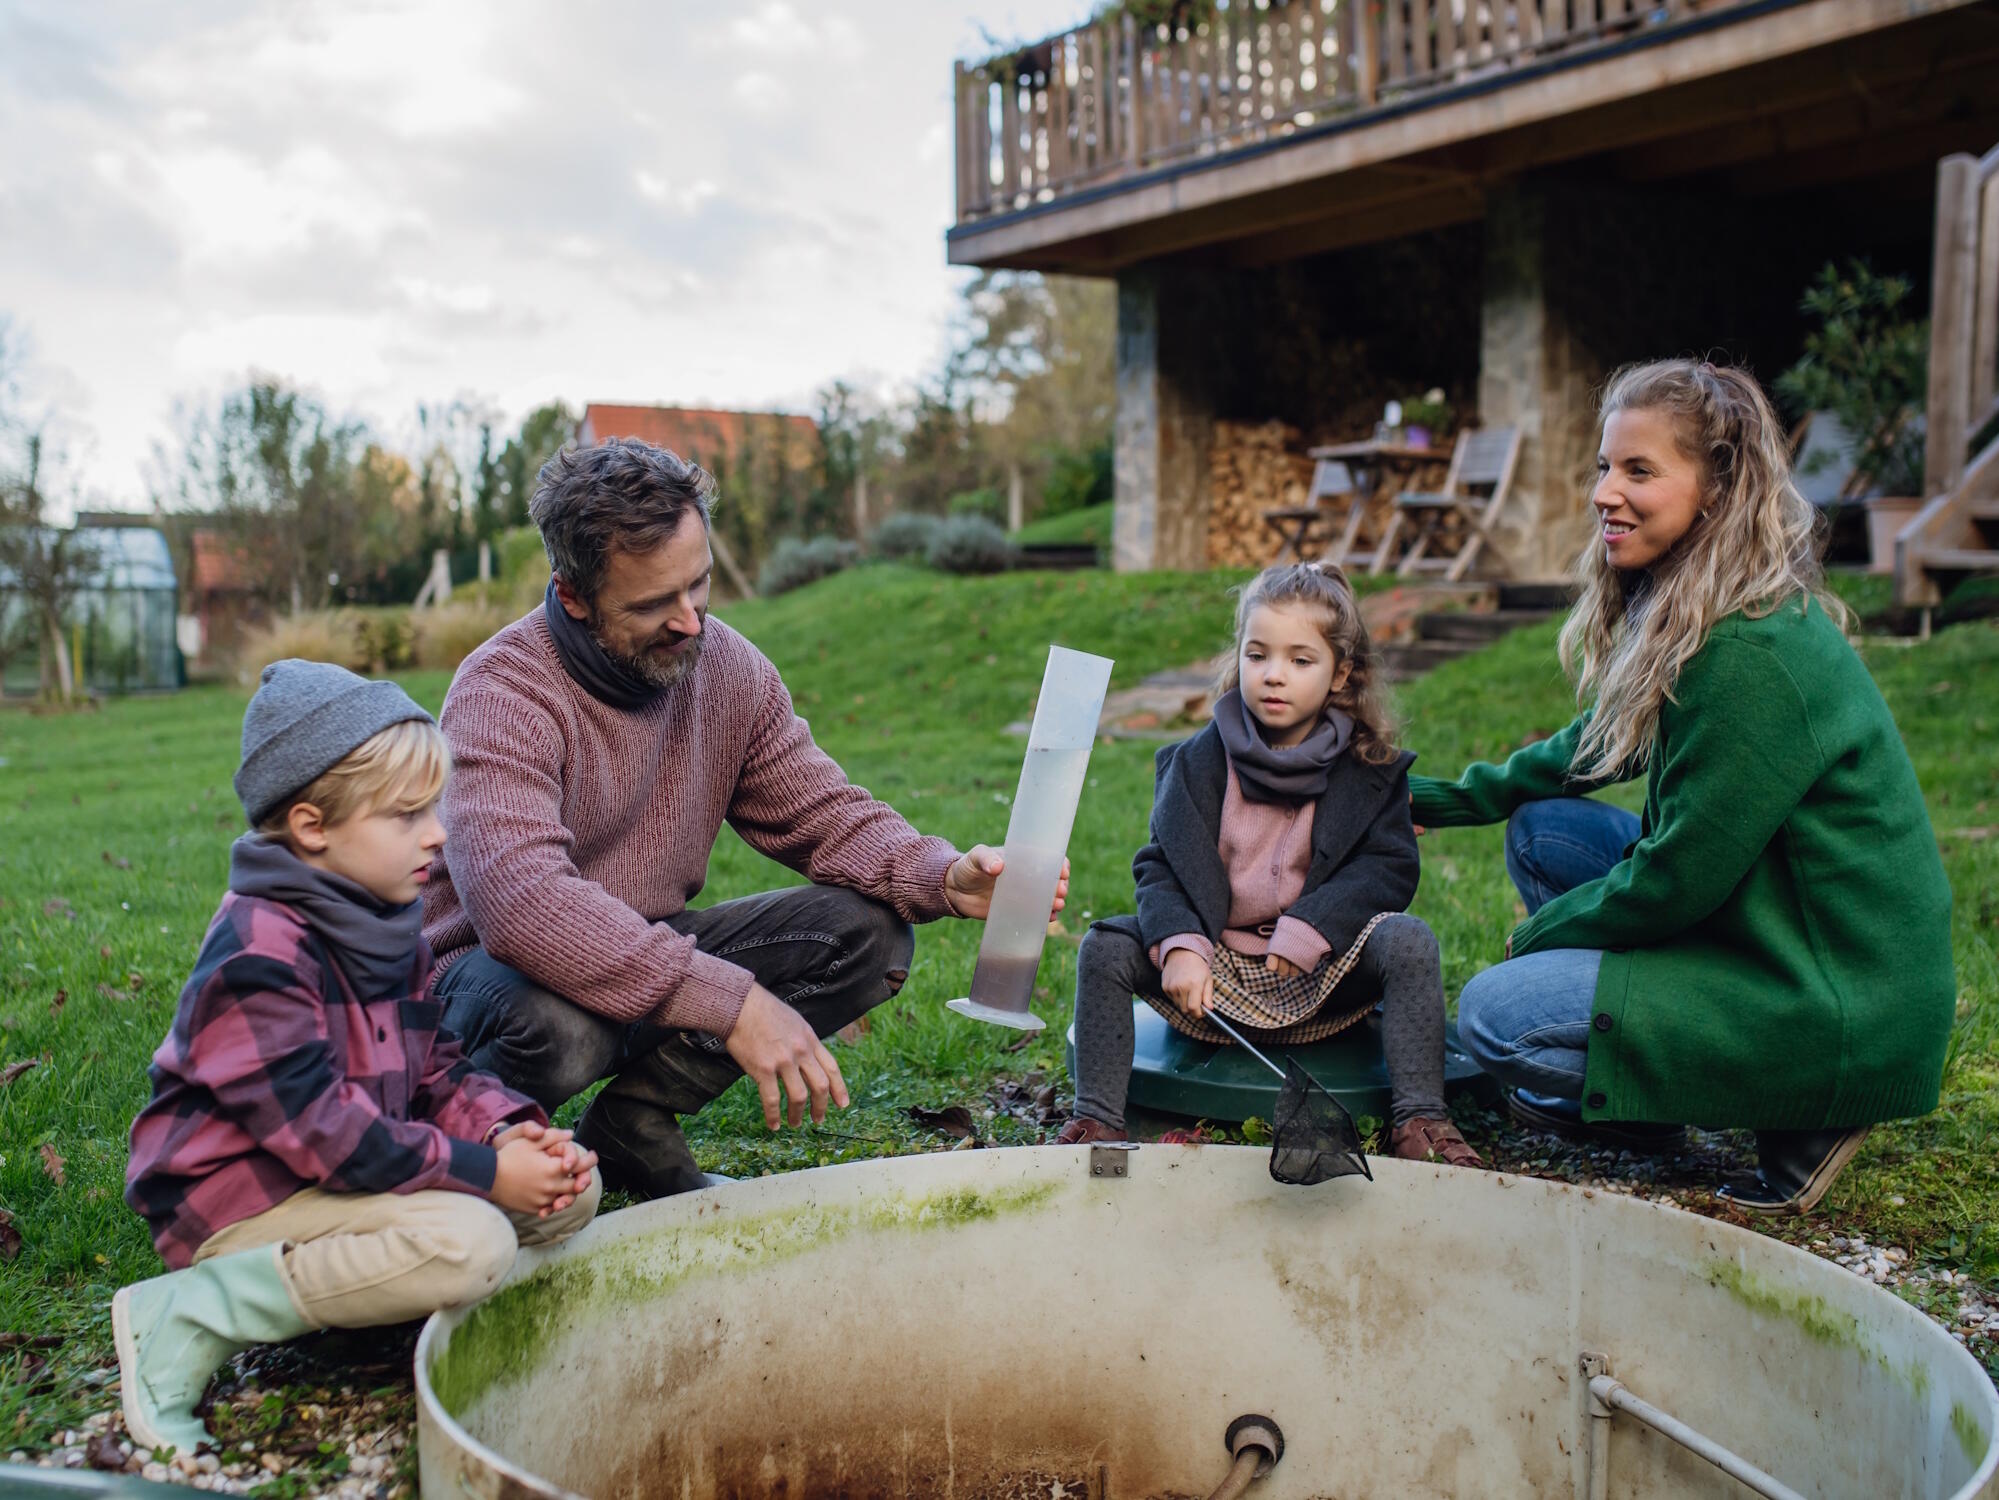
left=948, top=645, right=1114, bottom=1031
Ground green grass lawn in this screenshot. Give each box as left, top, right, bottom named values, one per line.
left=1012, top=501, right=1112, bottom=548
left=3, top=563, right=1996, bottom=1455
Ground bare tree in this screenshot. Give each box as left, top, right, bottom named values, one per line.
left=0, top=324, right=98, bottom=703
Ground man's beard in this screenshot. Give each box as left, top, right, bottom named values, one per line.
left=591, top=617, right=704, bottom=690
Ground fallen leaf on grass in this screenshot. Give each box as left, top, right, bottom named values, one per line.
left=96, top=984, right=126, bottom=1002
left=39, top=1143, right=65, bottom=1186
left=1943, top=825, right=1997, bottom=842
left=0, top=1211, right=19, bottom=1261
left=101, top=851, right=132, bottom=870
left=0, top=1058, right=39, bottom=1086
left=0, top=1334, right=63, bottom=1350
left=41, top=897, right=74, bottom=921
left=85, top=1433, right=126, bottom=1471
left=48, top=990, right=66, bottom=1015
left=907, top=1104, right=976, bottom=1139
left=833, top=1016, right=870, bottom=1045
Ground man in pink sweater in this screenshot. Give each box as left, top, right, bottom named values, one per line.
left=423, top=439, right=1045, bottom=1199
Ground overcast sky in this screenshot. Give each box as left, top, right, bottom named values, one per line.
left=0, top=0, right=1091, bottom=507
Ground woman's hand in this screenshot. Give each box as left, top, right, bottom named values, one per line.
left=1263, top=953, right=1303, bottom=980
left=1161, top=948, right=1214, bottom=1019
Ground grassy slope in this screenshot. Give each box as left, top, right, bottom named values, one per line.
left=1012, top=502, right=1112, bottom=548
left=1, top=564, right=1993, bottom=1443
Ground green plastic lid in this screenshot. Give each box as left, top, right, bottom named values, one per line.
left=1066, top=1002, right=1495, bottom=1124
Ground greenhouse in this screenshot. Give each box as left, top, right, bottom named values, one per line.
left=1, top=525, right=182, bottom=696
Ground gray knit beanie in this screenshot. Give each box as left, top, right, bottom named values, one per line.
left=235, top=659, right=435, bottom=825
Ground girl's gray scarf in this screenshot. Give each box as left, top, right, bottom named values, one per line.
left=1212, top=688, right=1354, bottom=804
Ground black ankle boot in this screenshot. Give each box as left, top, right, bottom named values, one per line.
left=1717, top=1125, right=1870, bottom=1216
left=573, top=1092, right=711, bottom=1201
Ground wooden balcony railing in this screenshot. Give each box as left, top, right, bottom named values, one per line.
left=954, top=0, right=1727, bottom=223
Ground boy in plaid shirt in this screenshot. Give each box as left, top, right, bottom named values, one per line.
left=117, top=660, right=599, bottom=1454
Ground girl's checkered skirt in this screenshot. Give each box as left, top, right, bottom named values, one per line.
left=1142, top=911, right=1393, bottom=1046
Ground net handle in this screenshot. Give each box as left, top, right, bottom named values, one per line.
left=1207, top=1012, right=1285, bottom=1081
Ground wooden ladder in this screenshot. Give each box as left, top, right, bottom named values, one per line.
left=1898, top=140, right=1999, bottom=611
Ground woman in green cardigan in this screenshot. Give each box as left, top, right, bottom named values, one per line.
left=1416, top=359, right=1954, bottom=1214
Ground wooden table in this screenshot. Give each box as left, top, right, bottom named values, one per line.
left=1305, top=440, right=1448, bottom=572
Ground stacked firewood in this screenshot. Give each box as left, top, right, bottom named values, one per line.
left=1205, top=421, right=1316, bottom=568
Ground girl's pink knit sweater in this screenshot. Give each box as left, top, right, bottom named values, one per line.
left=420, top=610, right=960, bottom=1039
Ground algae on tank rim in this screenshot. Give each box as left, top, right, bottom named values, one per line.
left=1710, top=1255, right=1992, bottom=1468
left=429, top=1179, right=1061, bottom=1417
left=1955, top=1400, right=1990, bottom=1468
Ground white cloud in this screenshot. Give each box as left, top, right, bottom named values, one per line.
left=731, top=72, right=788, bottom=115
left=0, top=0, right=1095, bottom=501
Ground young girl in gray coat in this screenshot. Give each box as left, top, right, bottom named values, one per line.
left=1059, top=563, right=1482, bottom=1167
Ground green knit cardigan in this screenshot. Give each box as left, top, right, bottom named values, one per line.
left=1411, top=596, right=1954, bottom=1128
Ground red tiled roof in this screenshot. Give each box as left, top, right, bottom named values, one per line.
left=579, top=404, right=819, bottom=471
left=191, top=529, right=255, bottom=594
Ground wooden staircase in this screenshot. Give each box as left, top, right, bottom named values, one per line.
left=1898, top=141, right=1999, bottom=613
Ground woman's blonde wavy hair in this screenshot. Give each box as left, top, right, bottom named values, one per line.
left=1214, top=562, right=1401, bottom=765
left=1559, top=358, right=1847, bottom=781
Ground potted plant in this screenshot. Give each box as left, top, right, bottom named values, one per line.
left=1775, top=261, right=1930, bottom=573
left=1399, top=389, right=1453, bottom=450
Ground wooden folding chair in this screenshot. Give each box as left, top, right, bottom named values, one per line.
left=1393, top=426, right=1522, bottom=581
left=1261, top=458, right=1359, bottom=565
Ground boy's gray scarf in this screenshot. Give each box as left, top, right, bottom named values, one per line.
left=228, top=835, right=422, bottom=999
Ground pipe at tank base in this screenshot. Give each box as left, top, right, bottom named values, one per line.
left=1204, top=1448, right=1267, bottom=1500
left=1208, top=1414, right=1282, bottom=1500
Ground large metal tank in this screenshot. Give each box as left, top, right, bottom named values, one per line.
left=417, top=1147, right=1998, bottom=1499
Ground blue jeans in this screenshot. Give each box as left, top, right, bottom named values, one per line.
left=1457, top=798, right=1639, bottom=1101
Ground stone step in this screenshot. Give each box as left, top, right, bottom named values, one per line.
left=1013, top=543, right=1100, bottom=571
left=1496, top=580, right=1577, bottom=612
left=1379, top=639, right=1482, bottom=680
left=1416, top=608, right=1555, bottom=643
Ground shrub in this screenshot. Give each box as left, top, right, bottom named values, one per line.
left=495, top=525, right=553, bottom=611
left=867, top=512, right=942, bottom=561
left=1776, top=260, right=1929, bottom=497
left=947, top=487, right=1006, bottom=524
left=926, top=516, right=1017, bottom=575
left=236, top=612, right=370, bottom=684
left=1039, top=440, right=1113, bottom=520
left=353, top=611, right=416, bottom=673
left=496, top=525, right=547, bottom=579
left=758, top=536, right=861, bottom=597
left=413, top=603, right=514, bottom=671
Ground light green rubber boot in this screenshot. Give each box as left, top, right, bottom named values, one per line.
left=112, top=1243, right=315, bottom=1453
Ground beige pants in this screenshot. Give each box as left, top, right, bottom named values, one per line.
left=195, top=1178, right=602, bottom=1329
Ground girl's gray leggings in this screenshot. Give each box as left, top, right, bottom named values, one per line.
left=1070, top=913, right=1449, bottom=1129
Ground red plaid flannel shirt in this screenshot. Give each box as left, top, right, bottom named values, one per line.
left=126, top=892, right=542, bottom=1268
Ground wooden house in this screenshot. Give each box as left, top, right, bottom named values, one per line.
left=946, top=0, right=1999, bottom=586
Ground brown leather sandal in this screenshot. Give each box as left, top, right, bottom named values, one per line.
left=1389, top=1116, right=1485, bottom=1169
left=1054, top=1116, right=1128, bottom=1146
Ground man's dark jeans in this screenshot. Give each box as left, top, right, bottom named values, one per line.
left=435, top=885, right=913, bottom=1199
